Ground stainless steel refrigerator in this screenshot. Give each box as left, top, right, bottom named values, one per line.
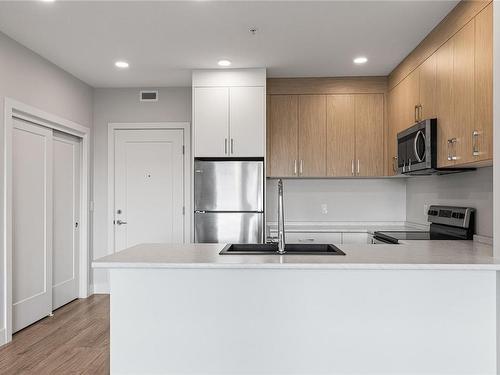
left=194, top=159, right=264, bottom=243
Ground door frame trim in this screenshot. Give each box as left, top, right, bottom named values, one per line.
left=2, top=98, right=90, bottom=345
left=107, top=122, right=191, bottom=254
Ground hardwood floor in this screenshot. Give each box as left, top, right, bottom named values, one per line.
left=0, top=294, right=109, bottom=375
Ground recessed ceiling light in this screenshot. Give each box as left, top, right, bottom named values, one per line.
left=115, top=61, right=129, bottom=69
left=353, top=56, right=368, bottom=65
left=218, top=59, right=231, bottom=67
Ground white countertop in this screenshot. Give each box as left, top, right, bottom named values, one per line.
left=266, top=222, right=427, bottom=233
left=92, top=240, right=500, bottom=270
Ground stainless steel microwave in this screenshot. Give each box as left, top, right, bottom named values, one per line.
left=397, top=118, right=473, bottom=175
left=397, top=119, right=437, bottom=175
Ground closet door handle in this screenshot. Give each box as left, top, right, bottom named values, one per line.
left=351, top=160, right=354, bottom=176
left=230, top=138, right=234, bottom=155
left=357, top=160, right=360, bottom=175
left=299, top=160, right=303, bottom=175
left=294, top=160, right=297, bottom=175
left=224, top=138, right=228, bottom=155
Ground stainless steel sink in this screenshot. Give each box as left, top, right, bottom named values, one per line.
left=219, top=243, right=346, bottom=255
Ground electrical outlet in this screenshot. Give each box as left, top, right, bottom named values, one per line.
left=321, top=204, right=328, bottom=215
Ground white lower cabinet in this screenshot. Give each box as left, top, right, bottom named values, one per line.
left=277, top=231, right=371, bottom=245
left=342, top=232, right=371, bottom=244
left=285, top=232, right=342, bottom=244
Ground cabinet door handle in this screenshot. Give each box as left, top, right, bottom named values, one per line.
left=351, top=160, right=354, bottom=176
left=447, top=138, right=457, bottom=161
left=294, top=160, right=297, bottom=175
left=224, top=138, right=228, bottom=155
left=414, top=105, right=418, bottom=123
left=299, top=160, right=303, bottom=175
left=472, top=130, right=479, bottom=156
left=418, top=104, right=423, bottom=121
left=230, top=138, right=234, bottom=154
left=357, top=160, right=360, bottom=175
left=298, top=238, right=315, bottom=243
left=392, top=156, right=398, bottom=173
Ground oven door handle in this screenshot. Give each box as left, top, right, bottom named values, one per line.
left=413, top=130, right=426, bottom=163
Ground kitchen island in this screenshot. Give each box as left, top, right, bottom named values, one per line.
left=94, top=241, right=499, bottom=374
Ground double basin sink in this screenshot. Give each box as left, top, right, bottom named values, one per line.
left=219, top=243, right=346, bottom=256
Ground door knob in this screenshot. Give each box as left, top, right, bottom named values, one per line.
left=116, top=220, right=128, bottom=225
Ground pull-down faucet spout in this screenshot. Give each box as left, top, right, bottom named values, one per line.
left=277, top=179, right=286, bottom=254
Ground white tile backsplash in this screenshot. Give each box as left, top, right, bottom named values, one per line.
left=266, top=178, right=407, bottom=223
left=266, top=167, right=493, bottom=238
left=405, top=167, right=493, bottom=237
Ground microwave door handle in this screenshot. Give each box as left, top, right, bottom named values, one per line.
left=413, top=130, right=425, bottom=163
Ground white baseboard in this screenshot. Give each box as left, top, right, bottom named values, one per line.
left=92, top=283, right=110, bottom=294
left=0, top=328, right=7, bottom=347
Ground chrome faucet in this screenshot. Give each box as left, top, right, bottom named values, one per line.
left=277, top=179, right=286, bottom=254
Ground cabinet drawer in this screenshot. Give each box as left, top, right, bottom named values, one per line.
left=285, top=232, right=342, bottom=244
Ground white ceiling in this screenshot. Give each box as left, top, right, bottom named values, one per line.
left=0, top=1, right=459, bottom=88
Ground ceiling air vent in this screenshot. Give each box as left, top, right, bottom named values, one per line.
left=140, top=90, right=158, bottom=102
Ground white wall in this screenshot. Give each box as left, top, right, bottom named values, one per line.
left=405, top=167, right=493, bottom=237
left=0, top=31, right=93, bottom=343
left=266, top=178, right=407, bottom=223
left=92, top=88, right=191, bottom=292
left=493, top=0, right=499, bottom=256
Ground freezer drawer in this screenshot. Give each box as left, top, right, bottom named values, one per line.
left=194, top=212, right=263, bottom=244
left=194, top=160, right=264, bottom=211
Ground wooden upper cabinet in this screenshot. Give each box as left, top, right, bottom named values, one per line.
left=298, top=95, right=327, bottom=177
left=387, top=89, right=398, bottom=176
left=267, top=95, right=298, bottom=177
left=405, top=69, right=420, bottom=125
left=472, top=2, right=493, bottom=163
left=355, top=94, right=384, bottom=177
left=435, top=37, right=455, bottom=168
left=452, top=20, right=475, bottom=165
left=326, top=95, right=355, bottom=177
left=419, top=53, right=437, bottom=119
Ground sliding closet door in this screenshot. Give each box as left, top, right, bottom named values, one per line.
left=12, top=118, right=53, bottom=333
left=52, top=132, right=80, bottom=310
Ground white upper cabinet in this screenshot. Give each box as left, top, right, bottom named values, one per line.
left=193, top=87, right=229, bottom=157
left=229, top=86, right=265, bottom=157
left=193, top=69, right=266, bottom=158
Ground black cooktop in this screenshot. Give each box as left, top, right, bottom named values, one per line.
left=373, top=228, right=470, bottom=244
left=376, top=231, right=431, bottom=241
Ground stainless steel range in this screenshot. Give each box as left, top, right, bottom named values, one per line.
left=373, top=205, right=475, bottom=244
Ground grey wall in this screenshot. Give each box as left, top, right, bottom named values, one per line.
left=92, top=88, right=191, bottom=290
left=405, top=167, right=493, bottom=237
left=0, top=31, right=93, bottom=339
left=266, top=178, right=407, bottom=223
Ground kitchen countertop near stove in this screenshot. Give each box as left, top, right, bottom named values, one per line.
left=266, top=222, right=427, bottom=233
left=93, top=240, right=500, bottom=271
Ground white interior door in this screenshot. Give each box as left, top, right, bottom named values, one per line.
left=52, top=132, right=80, bottom=310
left=114, top=129, right=185, bottom=252
left=12, top=118, right=53, bottom=333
